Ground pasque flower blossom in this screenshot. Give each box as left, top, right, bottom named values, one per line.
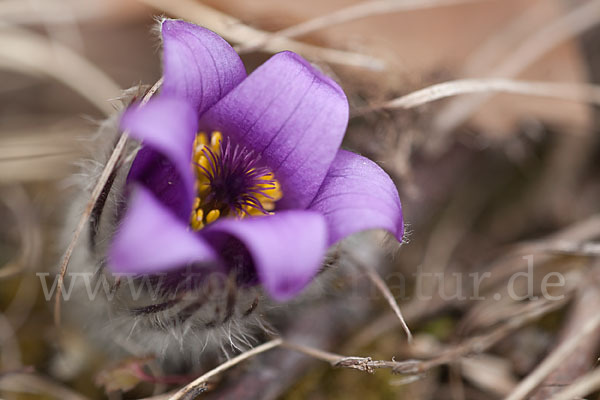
left=109, top=19, right=404, bottom=300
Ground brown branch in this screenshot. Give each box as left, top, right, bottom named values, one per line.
left=377, top=79, right=600, bottom=111
left=349, top=214, right=600, bottom=349
left=505, top=310, right=600, bottom=400
left=168, top=339, right=283, bottom=400
left=549, top=367, right=600, bottom=400
left=348, top=253, right=413, bottom=342
left=530, top=265, right=600, bottom=399
left=285, top=295, right=568, bottom=377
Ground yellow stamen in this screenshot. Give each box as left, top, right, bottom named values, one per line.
left=189, top=131, right=283, bottom=230
left=206, top=209, right=220, bottom=224
left=210, top=131, right=222, bottom=150
left=194, top=133, right=208, bottom=152
left=197, top=183, right=211, bottom=197
left=263, top=180, right=282, bottom=201
left=195, top=154, right=211, bottom=175
left=262, top=201, right=275, bottom=211
left=245, top=207, right=264, bottom=216
left=191, top=209, right=204, bottom=230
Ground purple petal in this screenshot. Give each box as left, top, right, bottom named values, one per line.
left=122, top=96, right=197, bottom=221
left=201, top=51, right=349, bottom=210
left=109, top=186, right=216, bottom=274
left=309, top=150, right=404, bottom=246
left=161, top=19, right=247, bottom=115
left=205, top=211, right=327, bottom=301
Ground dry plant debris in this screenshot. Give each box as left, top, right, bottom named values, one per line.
left=2, top=0, right=600, bottom=399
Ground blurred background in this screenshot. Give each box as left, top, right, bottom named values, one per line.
left=1, top=0, right=600, bottom=398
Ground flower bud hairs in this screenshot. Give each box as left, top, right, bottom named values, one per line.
left=62, top=18, right=403, bottom=375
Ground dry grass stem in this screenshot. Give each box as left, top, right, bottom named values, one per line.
left=168, top=338, right=283, bottom=400
left=461, top=0, right=549, bottom=75
left=530, top=277, right=600, bottom=399
left=505, top=312, right=600, bottom=400
left=286, top=296, right=566, bottom=376
left=350, top=213, right=600, bottom=348
left=0, top=0, right=107, bottom=25
left=235, top=0, right=497, bottom=53
left=0, top=128, right=83, bottom=182
left=0, top=263, right=23, bottom=279
left=0, top=313, right=22, bottom=369
left=137, top=0, right=385, bottom=70
left=0, top=371, right=90, bottom=400
left=281, top=341, right=345, bottom=364
left=432, top=0, right=600, bottom=139
left=416, top=296, right=569, bottom=372
left=0, top=26, right=121, bottom=116
left=381, top=78, right=600, bottom=110
left=53, top=78, right=163, bottom=326
left=350, top=255, right=413, bottom=342
left=548, top=367, right=600, bottom=400
left=516, top=240, right=600, bottom=257
left=0, top=186, right=41, bottom=279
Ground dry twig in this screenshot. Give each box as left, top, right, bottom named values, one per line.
left=350, top=254, right=413, bottom=342
left=549, top=367, right=600, bottom=400
left=529, top=266, right=600, bottom=399
left=53, top=78, right=163, bottom=326
left=0, top=0, right=109, bottom=24
left=505, top=312, right=600, bottom=400
left=0, top=25, right=121, bottom=116
left=431, top=0, right=600, bottom=144
left=168, top=338, right=283, bottom=400
left=379, top=78, right=600, bottom=110
left=137, top=0, right=385, bottom=70
left=235, top=0, right=498, bottom=53
left=285, top=296, right=567, bottom=377
left=0, top=371, right=89, bottom=400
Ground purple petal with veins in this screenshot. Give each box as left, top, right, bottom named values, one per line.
left=110, top=20, right=403, bottom=301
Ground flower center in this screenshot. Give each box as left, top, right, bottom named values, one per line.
left=189, top=131, right=282, bottom=230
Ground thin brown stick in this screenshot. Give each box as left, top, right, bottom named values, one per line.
left=0, top=25, right=121, bottom=116
left=0, top=0, right=105, bottom=25
left=0, top=0, right=108, bottom=24
left=530, top=274, right=600, bottom=399
left=168, top=338, right=283, bottom=400
left=431, top=0, right=600, bottom=140
left=0, top=263, right=23, bottom=279
left=416, top=296, right=568, bottom=373
left=235, top=0, right=497, bottom=53
left=0, top=186, right=41, bottom=279
left=0, top=127, right=83, bottom=182
left=285, top=296, right=567, bottom=376
left=0, top=313, right=22, bottom=369
left=0, top=371, right=90, bottom=400
left=349, top=214, right=600, bottom=349
left=505, top=312, right=600, bottom=400
left=350, top=256, right=413, bottom=342
left=137, top=0, right=385, bottom=70
left=281, top=341, right=344, bottom=364
left=378, top=78, right=600, bottom=110
left=283, top=339, right=421, bottom=374
left=549, top=368, right=600, bottom=400
left=53, top=78, right=163, bottom=326
left=512, top=240, right=600, bottom=257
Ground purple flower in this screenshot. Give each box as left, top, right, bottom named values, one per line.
left=109, top=19, right=404, bottom=301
